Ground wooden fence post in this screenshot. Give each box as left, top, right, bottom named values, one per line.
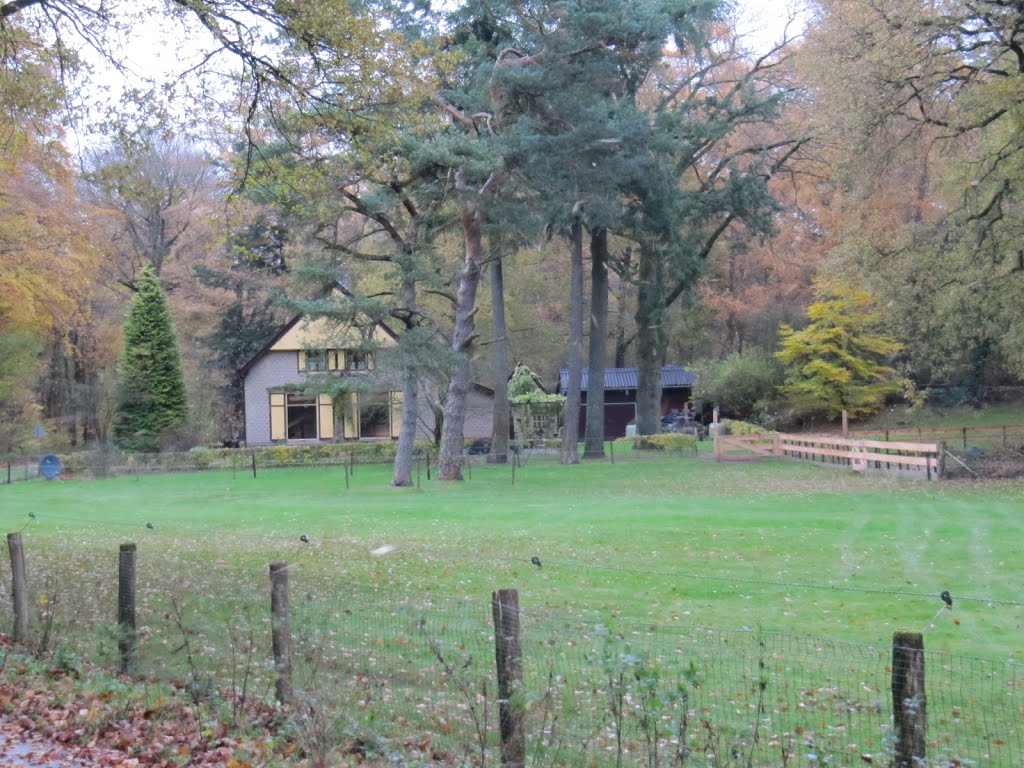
left=7, top=532, right=29, bottom=643
left=892, top=631, right=927, bottom=768
left=712, top=407, right=721, bottom=462
left=118, top=543, right=138, bottom=674
left=270, top=561, right=293, bottom=705
left=492, top=588, right=525, bottom=768
left=842, top=409, right=849, bottom=437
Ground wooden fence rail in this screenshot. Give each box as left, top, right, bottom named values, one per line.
left=714, top=432, right=944, bottom=480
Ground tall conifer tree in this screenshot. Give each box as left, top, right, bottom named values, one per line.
left=112, top=267, right=188, bottom=451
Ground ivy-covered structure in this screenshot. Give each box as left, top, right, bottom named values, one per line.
left=508, top=363, right=565, bottom=447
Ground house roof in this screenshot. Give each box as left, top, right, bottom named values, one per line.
left=238, top=283, right=402, bottom=378
left=558, top=366, right=695, bottom=392
left=238, top=313, right=400, bottom=378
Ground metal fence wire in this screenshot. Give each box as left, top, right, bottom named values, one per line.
left=10, top=557, right=1024, bottom=767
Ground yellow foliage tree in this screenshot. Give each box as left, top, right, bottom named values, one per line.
left=775, top=279, right=904, bottom=419
left=0, top=20, right=102, bottom=449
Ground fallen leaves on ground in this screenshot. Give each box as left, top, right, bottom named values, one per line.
left=0, top=637, right=281, bottom=767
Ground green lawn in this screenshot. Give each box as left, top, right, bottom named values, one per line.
left=854, top=399, right=1024, bottom=431
left=2, top=455, right=1021, bottom=660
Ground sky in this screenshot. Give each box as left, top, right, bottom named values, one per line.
left=736, top=0, right=810, bottom=52
left=72, top=0, right=809, bottom=151
left=105, top=0, right=810, bottom=84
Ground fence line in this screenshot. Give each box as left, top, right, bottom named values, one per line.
left=3, top=539, right=1021, bottom=767
left=848, top=423, right=1024, bottom=451
left=1, top=441, right=689, bottom=485
left=713, top=432, right=944, bottom=480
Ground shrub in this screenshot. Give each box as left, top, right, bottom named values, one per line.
left=617, top=434, right=697, bottom=452
left=694, top=351, right=785, bottom=420
left=57, top=440, right=450, bottom=477
left=720, top=419, right=769, bottom=436
left=188, top=445, right=212, bottom=468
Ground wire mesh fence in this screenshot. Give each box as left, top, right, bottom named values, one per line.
left=4, top=546, right=1021, bottom=768
left=1, top=438, right=709, bottom=485
left=4, top=419, right=1023, bottom=487
left=848, top=424, right=1024, bottom=453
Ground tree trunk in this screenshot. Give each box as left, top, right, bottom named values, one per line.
left=391, top=278, right=420, bottom=487
left=391, top=367, right=419, bottom=486
left=432, top=400, right=443, bottom=446
left=613, top=300, right=629, bottom=368
left=560, top=221, right=584, bottom=464
left=489, top=257, right=510, bottom=464
left=612, top=247, right=633, bottom=368
left=438, top=203, right=486, bottom=481
left=635, top=244, right=664, bottom=434
left=583, top=227, right=609, bottom=457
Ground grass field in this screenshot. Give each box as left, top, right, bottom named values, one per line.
left=2, top=454, right=1022, bottom=766
left=856, top=400, right=1024, bottom=431
left=2, top=454, right=1021, bottom=660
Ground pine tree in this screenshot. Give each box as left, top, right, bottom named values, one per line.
left=112, top=267, right=188, bottom=451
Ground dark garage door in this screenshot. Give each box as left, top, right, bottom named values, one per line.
left=578, top=402, right=637, bottom=439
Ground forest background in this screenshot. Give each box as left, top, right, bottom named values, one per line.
left=2, top=0, right=1022, bottom=474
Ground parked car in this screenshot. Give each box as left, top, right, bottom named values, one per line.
left=466, top=439, right=491, bottom=455
left=661, top=412, right=704, bottom=439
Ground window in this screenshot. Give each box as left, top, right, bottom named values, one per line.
left=341, top=391, right=402, bottom=439
left=531, top=413, right=548, bottom=434
left=347, top=350, right=373, bottom=371
left=359, top=393, right=391, bottom=438
left=270, top=392, right=335, bottom=441
left=306, top=350, right=328, bottom=372
left=286, top=395, right=318, bottom=439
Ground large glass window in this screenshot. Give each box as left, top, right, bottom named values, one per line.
left=359, top=393, right=390, bottom=438
left=286, top=395, right=318, bottom=439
